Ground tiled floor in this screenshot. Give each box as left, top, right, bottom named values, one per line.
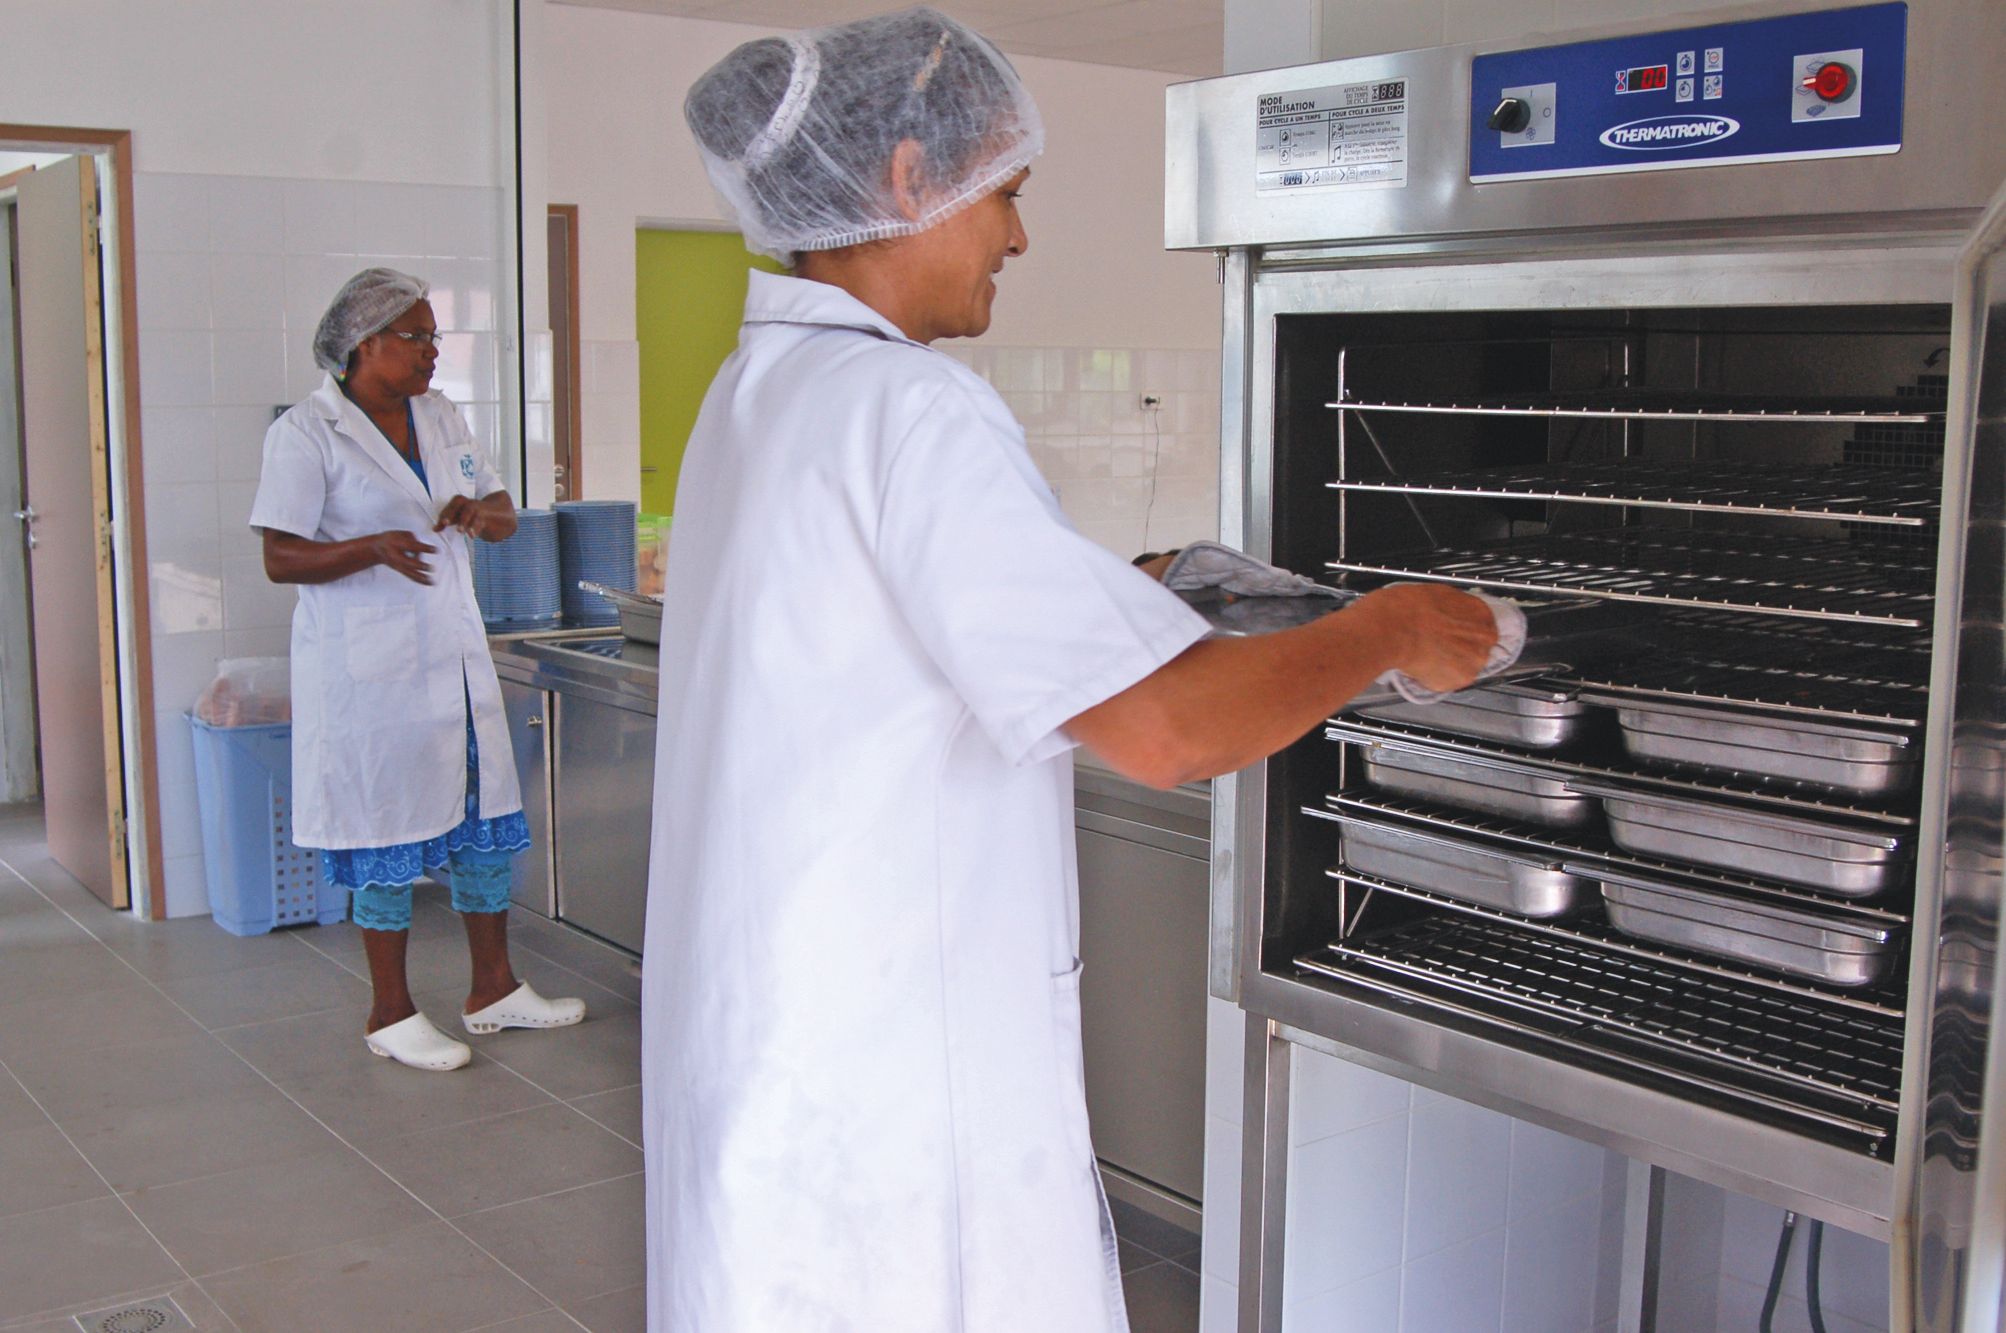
left=0, top=805, right=1199, bottom=1332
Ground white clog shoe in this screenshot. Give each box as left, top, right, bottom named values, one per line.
left=364, top=1012, right=473, bottom=1071
left=462, top=982, right=587, bottom=1035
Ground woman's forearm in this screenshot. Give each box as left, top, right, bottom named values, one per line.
left=476, top=490, right=517, bottom=541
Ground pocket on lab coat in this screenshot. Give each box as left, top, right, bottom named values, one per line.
left=1050, top=958, right=1095, bottom=1165
left=342, top=605, right=420, bottom=682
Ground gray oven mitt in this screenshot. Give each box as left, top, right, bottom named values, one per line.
left=1160, top=543, right=1527, bottom=705
left=1162, top=541, right=1344, bottom=599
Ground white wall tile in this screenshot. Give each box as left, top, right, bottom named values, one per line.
left=142, top=407, right=218, bottom=486
left=1507, top=1120, right=1607, bottom=1222
left=1206, top=997, right=1247, bottom=1125
left=1405, top=1097, right=1512, bottom=1261
left=145, top=482, right=221, bottom=567
left=1200, top=1273, right=1240, bottom=1333
left=152, top=710, right=203, bottom=863
left=1285, top=1114, right=1409, bottom=1298
left=149, top=561, right=224, bottom=635
left=1283, top=1265, right=1402, bottom=1332
left=1291, top=1048, right=1412, bottom=1145
left=211, top=329, right=289, bottom=408
left=222, top=558, right=296, bottom=631
left=215, top=405, right=277, bottom=483
left=1202, top=1111, right=1244, bottom=1283
left=428, top=257, right=499, bottom=332
left=433, top=332, right=498, bottom=403
left=139, top=330, right=214, bottom=408
left=160, top=852, right=211, bottom=920
left=350, top=182, right=431, bottom=259
left=223, top=627, right=293, bottom=659
left=1717, top=1272, right=1885, bottom=1333
left=137, top=251, right=213, bottom=330
left=284, top=253, right=361, bottom=334
left=425, top=186, right=499, bottom=261
left=215, top=482, right=264, bottom=545
left=284, top=347, right=327, bottom=405
left=1501, top=1193, right=1605, bottom=1333
left=134, top=173, right=209, bottom=255
left=150, top=629, right=225, bottom=725
left=1718, top=1190, right=1888, bottom=1328
left=205, top=176, right=285, bottom=255
left=1401, top=1227, right=1505, bottom=1333
left=282, top=179, right=357, bottom=257
left=209, top=253, right=286, bottom=331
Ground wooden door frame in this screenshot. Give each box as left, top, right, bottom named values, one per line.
left=549, top=203, right=582, bottom=498
left=1, top=124, right=163, bottom=919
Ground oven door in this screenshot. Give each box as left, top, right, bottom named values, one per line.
left=1910, top=173, right=2006, bottom=1333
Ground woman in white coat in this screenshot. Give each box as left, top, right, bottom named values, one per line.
left=252, top=269, right=584, bottom=1072
left=644, top=11, right=1498, bottom=1331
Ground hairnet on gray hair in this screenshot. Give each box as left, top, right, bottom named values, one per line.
left=684, top=7, right=1044, bottom=261
left=312, top=267, right=430, bottom=375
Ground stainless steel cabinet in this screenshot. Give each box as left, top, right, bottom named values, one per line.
left=1076, top=768, right=1211, bottom=1225
left=500, top=680, right=553, bottom=917
left=553, top=691, right=654, bottom=953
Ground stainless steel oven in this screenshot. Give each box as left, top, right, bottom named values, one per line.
left=1165, top=1, right=2006, bottom=1327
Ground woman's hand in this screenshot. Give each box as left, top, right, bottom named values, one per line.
left=434, top=492, right=518, bottom=542
left=367, top=530, right=437, bottom=585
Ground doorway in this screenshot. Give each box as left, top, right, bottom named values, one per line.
left=0, top=126, right=160, bottom=915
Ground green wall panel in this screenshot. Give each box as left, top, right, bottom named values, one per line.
left=635, top=230, right=782, bottom=515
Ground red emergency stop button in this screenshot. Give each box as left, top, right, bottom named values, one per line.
left=1802, top=61, right=1855, bottom=102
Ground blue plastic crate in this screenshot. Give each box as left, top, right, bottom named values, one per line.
left=187, top=716, right=347, bottom=936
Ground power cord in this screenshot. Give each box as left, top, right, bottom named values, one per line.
left=1759, top=1210, right=1830, bottom=1332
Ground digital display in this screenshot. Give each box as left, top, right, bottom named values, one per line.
left=1617, top=64, right=1670, bottom=93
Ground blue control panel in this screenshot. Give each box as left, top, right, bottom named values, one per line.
left=1469, top=3, right=1905, bottom=182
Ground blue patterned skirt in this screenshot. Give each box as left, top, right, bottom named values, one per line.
left=321, top=713, right=532, bottom=892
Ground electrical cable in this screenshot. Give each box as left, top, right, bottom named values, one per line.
left=1805, top=1219, right=1828, bottom=1333
left=1759, top=1210, right=1799, bottom=1333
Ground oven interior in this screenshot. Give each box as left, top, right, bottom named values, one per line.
left=1262, top=304, right=1952, bottom=1159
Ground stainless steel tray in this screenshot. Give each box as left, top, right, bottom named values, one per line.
left=1333, top=813, right=1594, bottom=917
left=1583, top=693, right=1917, bottom=797
left=1569, top=780, right=1909, bottom=897
left=580, top=581, right=663, bottom=644
left=1358, top=680, right=1592, bottom=751
left=1358, top=741, right=1598, bottom=828
left=1595, top=869, right=1901, bottom=987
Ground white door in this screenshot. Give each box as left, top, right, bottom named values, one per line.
left=14, top=155, right=126, bottom=907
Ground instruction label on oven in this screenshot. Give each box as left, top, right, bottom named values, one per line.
left=1256, top=78, right=1409, bottom=193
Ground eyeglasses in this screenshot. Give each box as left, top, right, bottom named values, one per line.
left=385, top=330, right=445, bottom=348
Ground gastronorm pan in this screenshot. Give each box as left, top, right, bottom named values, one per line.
left=1333, top=812, right=1594, bottom=917
left=580, top=581, right=663, bottom=645
left=1357, top=680, right=1593, bottom=751
left=1581, top=693, right=1916, bottom=798
left=1356, top=741, right=1598, bottom=828
left=1594, top=868, right=1901, bottom=987
left=1568, top=780, right=1909, bottom=897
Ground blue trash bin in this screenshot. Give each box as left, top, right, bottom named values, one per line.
left=187, top=715, right=347, bottom=936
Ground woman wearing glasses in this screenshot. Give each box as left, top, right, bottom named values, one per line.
left=250, top=268, right=584, bottom=1071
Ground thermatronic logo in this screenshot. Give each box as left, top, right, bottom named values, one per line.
left=1598, top=115, right=1741, bottom=151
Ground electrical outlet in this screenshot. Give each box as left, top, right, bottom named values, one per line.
left=1140, top=393, right=1163, bottom=411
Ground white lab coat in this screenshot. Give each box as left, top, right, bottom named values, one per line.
left=641, top=272, right=1210, bottom=1332
left=248, top=374, right=521, bottom=850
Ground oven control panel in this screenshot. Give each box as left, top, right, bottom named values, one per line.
left=1468, top=2, right=1905, bottom=183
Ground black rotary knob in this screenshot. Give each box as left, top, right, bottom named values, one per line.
left=1488, top=97, right=1533, bottom=134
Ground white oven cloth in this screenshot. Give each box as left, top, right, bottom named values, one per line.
left=1162, top=540, right=1525, bottom=705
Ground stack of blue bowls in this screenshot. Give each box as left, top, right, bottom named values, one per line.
left=472, top=508, right=562, bottom=630
left=556, top=500, right=638, bottom=627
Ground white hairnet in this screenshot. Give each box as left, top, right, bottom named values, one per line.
left=313, top=267, right=429, bottom=374
left=684, top=7, right=1044, bottom=261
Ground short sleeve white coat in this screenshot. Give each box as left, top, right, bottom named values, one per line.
left=640, top=273, right=1210, bottom=1331
left=248, top=374, right=520, bottom=849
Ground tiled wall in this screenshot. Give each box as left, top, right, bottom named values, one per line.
left=578, top=338, right=642, bottom=506
left=1198, top=997, right=1626, bottom=1333
left=132, top=170, right=505, bottom=916
left=944, top=345, right=1222, bottom=557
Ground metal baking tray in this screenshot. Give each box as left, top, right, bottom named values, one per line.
left=1356, top=741, right=1599, bottom=828
left=1569, top=780, right=1909, bottom=897
left=1595, top=868, right=1902, bottom=987
left=1358, top=680, right=1593, bottom=751
left=1332, top=812, right=1594, bottom=917
left=1582, top=693, right=1917, bottom=797
left=580, top=580, right=663, bottom=644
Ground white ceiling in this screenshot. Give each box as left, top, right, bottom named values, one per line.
left=549, top=0, right=1223, bottom=77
